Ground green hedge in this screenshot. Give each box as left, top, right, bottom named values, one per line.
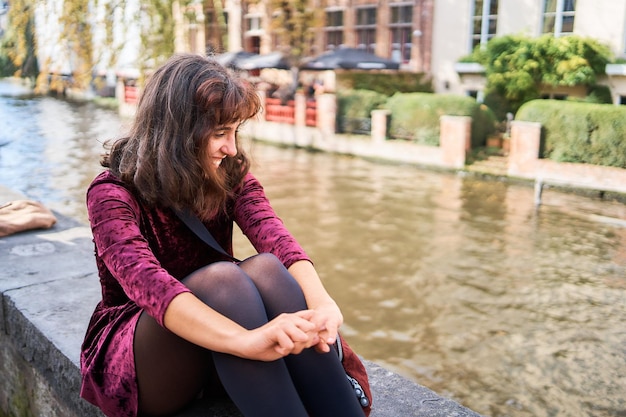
left=516, top=100, right=626, bottom=168
left=336, top=72, right=433, bottom=96
left=383, top=92, right=497, bottom=147
left=336, top=89, right=388, bottom=119
left=335, top=89, right=388, bottom=134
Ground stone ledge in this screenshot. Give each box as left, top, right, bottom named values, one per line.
left=0, top=186, right=482, bottom=417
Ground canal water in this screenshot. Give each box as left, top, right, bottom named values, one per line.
left=1, top=79, right=625, bottom=417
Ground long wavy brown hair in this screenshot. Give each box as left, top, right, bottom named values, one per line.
left=102, top=53, right=261, bottom=218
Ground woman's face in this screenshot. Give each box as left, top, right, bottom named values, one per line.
left=207, top=122, right=239, bottom=170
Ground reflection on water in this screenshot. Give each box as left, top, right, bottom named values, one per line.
left=1, top=80, right=625, bottom=417
left=0, top=81, right=127, bottom=223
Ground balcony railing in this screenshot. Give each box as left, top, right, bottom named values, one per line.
left=264, top=98, right=295, bottom=124
left=124, top=85, right=138, bottom=105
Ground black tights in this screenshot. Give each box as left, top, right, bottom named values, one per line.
left=134, top=253, right=365, bottom=417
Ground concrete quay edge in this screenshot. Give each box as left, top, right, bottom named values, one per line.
left=0, top=185, right=483, bottom=417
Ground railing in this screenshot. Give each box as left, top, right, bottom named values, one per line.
left=265, top=98, right=295, bottom=124
left=124, top=85, right=138, bottom=104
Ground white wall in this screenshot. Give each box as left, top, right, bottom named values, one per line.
left=575, top=0, right=626, bottom=58
left=34, top=0, right=141, bottom=82
left=497, top=0, right=541, bottom=37
left=92, top=0, right=141, bottom=75
left=34, top=0, right=70, bottom=75
left=431, top=0, right=473, bottom=94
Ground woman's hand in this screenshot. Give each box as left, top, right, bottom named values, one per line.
left=237, top=310, right=321, bottom=361
left=308, top=301, right=343, bottom=353
left=286, top=260, right=344, bottom=353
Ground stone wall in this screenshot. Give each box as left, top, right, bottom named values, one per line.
left=0, top=186, right=483, bottom=417
left=508, top=120, right=626, bottom=199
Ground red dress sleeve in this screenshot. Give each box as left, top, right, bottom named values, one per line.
left=87, top=178, right=190, bottom=327
left=233, top=173, right=311, bottom=269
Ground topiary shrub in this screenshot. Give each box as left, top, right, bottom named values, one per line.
left=336, top=89, right=388, bottom=119
left=516, top=99, right=626, bottom=168
left=383, top=92, right=497, bottom=147
left=336, top=89, right=388, bottom=134
left=336, top=72, right=433, bottom=96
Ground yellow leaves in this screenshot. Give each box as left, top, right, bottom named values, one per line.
left=555, top=56, right=587, bottom=75
left=56, top=0, right=93, bottom=89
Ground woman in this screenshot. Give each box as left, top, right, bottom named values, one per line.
left=79, top=53, right=368, bottom=417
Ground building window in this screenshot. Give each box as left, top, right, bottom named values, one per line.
left=389, top=3, right=412, bottom=63
left=542, top=0, right=576, bottom=36
left=325, top=9, right=344, bottom=51
left=471, top=0, right=498, bottom=50
left=356, top=6, right=377, bottom=54
left=245, top=15, right=262, bottom=32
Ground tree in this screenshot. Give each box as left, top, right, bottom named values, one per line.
left=267, top=0, right=321, bottom=66
left=262, top=1, right=324, bottom=96
left=3, top=0, right=38, bottom=81
left=469, top=34, right=613, bottom=113
left=58, top=0, right=94, bottom=90
left=140, top=0, right=177, bottom=72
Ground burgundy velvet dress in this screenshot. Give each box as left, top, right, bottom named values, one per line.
left=80, top=170, right=310, bottom=417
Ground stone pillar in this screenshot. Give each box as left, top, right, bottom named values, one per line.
left=256, top=89, right=267, bottom=120
left=172, top=1, right=185, bottom=53
left=295, top=92, right=306, bottom=127
left=439, top=115, right=471, bottom=169
left=193, top=4, right=205, bottom=55
left=508, top=121, right=541, bottom=178
left=116, top=79, right=137, bottom=118
left=371, top=109, right=390, bottom=143
left=316, top=93, right=336, bottom=136
left=226, top=0, right=242, bottom=51
left=115, top=79, right=125, bottom=106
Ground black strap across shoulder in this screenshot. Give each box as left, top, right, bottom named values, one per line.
left=175, top=208, right=240, bottom=262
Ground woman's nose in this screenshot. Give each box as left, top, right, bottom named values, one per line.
left=222, top=133, right=237, bottom=156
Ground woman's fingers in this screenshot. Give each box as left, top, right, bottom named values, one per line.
left=245, top=310, right=337, bottom=360
left=270, top=312, right=320, bottom=353
left=272, top=330, right=295, bottom=355
left=304, top=303, right=343, bottom=350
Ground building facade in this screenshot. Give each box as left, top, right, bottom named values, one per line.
left=9, top=0, right=626, bottom=100
left=197, top=0, right=626, bottom=99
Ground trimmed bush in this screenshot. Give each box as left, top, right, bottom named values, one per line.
left=383, top=92, right=497, bottom=147
left=336, top=89, right=388, bottom=119
left=517, top=100, right=626, bottom=168
left=336, top=89, right=388, bottom=135
left=336, top=72, right=433, bottom=96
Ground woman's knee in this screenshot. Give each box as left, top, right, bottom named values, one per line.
left=183, top=263, right=255, bottom=306
left=240, top=252, right=283, bottom=273
left=240, top=254, right=307, bottom=314
left=182, top=262, right=267, bottom=327
left=184, top=262, right=248, bottom=294
left=240, top=253, right=294, bottom=287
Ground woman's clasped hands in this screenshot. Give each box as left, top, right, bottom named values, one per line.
left=242, top=303, right=343, bottom=361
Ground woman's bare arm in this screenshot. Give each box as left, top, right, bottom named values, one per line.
left=162, top=292, right=320, bottom=360
left=288, top=260, right=343, bottom=352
